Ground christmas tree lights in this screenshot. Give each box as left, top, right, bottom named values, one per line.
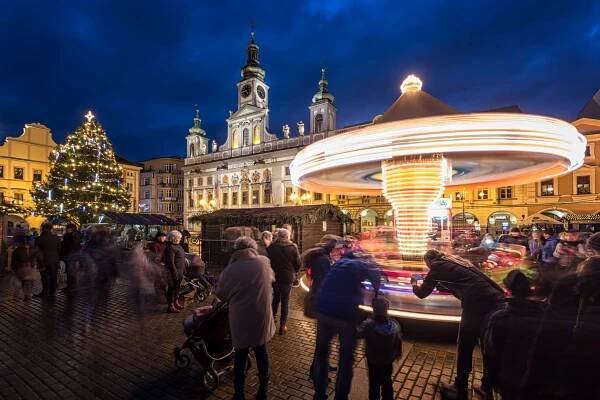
left=32, top=111, right=130, bottom=224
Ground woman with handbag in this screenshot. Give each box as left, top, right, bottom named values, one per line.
left=11, top=236, right=41, bottom=301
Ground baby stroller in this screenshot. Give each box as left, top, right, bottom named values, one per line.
left=174, top=302, right=249, bottom=392
left=178, top=254, right=215, bottom=304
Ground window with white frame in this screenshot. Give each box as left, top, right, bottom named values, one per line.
left=576, top=175, right=591, bottom=194
left=498, top=186, right=513, bottom=199
left=477, top=188, right=489, bottom=200
left=540, top=179, right=555, bottom=196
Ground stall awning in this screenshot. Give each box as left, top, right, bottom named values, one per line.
left=562, top=212, right=600, bottom=224
left=521, top=212, right=563, bottom=226
left=101, top=212, right=179, bottom=226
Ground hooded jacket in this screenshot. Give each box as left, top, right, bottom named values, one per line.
left=358, top=317, right=402, bottom=366
left=267, top=239, right=301, bottom=285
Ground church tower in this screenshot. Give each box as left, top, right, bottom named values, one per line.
left=220, top=32, right=277, bottom=151
left=186, top=109, right=209, bottom=157
left=309, top=68, right=336, bottom=133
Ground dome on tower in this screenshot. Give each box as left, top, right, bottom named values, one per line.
left=188, top=109, right=206, bottom=136
left=312, top=68, right=334, bottom=104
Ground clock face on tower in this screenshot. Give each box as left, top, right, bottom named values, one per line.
left=257, top=85, right=266, bottom=100
left=241, top=84, right=252, bottom=98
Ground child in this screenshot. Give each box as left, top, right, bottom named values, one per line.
left=358, top=296, right=402, bottom=400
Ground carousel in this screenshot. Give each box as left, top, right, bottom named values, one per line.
left=291, top=75, right=586, bottom=322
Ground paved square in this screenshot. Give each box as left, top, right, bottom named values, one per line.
left=0, top=274, right=481, bottom=399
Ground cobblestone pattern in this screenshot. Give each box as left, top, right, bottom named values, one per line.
left=0, top=275, right=482, bottom=399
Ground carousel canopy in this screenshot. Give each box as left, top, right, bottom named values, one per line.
left=521, top=212, right=563, bottom=226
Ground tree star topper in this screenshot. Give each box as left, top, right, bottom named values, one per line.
left=85, top=111, right=95, bottom=122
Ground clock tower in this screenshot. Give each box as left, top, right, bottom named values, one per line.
left=309, top=68, right=336, bottom=133
left=221, top=32, right=276, bottom=151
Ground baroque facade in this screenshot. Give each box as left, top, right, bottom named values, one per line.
left=139, top=156, right=184, bottom=222
left=182, top=34, right=390, bottom=232
left=183, top=34, right=600, bottom=234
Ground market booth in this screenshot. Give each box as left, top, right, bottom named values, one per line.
left=90, top=212, right=180, bottom=245
left=191, top=204, right=351, bottom=267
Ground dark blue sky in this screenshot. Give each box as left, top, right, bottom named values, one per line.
left=1, top=0, right=599, bottom=162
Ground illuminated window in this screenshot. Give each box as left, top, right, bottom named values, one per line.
left=143, top=177, right=150, bottom=186
left=242, top=191, right=249, bottom=205
left=314, top=192, right=323, bottom=201
left=14, top=193, right=24, bottom=204
left=33, top=170, right=42, bottom=182
left=252, top=190, right=259, bottom=205
left=541, top=179, right=554, bottom=196
left=285, top=187, right=294, bottom=203
left=477, top=188, right=489, bottom=200
left=253, top=125, right=261, bottom=145
left=454, top=191, right=464, bottom=201
left=164, top=163, right=176, bottom=172
left=264, top=188, right=272, bottom=203
left=315, top=114, right=323, bottom=132
left=498, top=186, right=512, bottom=199
left=576, top=176, right=591, bottom=194
left=144, top=190, right=150, bottom=199
left=222, top=192, right=228, bottom=206
left=14, top=167, right=24, bottom=180
left=232, top=191, right=239, bottom=205
left=231, top=129, right=239, bottom=149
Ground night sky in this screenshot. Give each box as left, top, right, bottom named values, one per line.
left=1, top=0, right=599, bottom=162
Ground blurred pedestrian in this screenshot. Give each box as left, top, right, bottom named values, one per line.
left=412, top=250, right=505, bottom=400
left=541, top=228, right=560, bottom=265
left=216, top=237, right=275, bottom=400
left=35, top=223, right=61, bottom=297
left=484, top=269, right=545, bottom=400
left=553, top=231, right=585, bottom=270
left=303, top=236, right=339, bottom=317
left=85, top=228, right=118, bottom=285
left=358, top=296, right=402, bottom=400
left=267, top=228, right=301, bottom=335
left=148, top=232, right=167, bottom=263
left=585, top=231, right=600, bottom=256
left=164, top=230, right=186, bottom=313
left=528, top=230, right=544, bottom=261
left=312, top=252, right=381, bottom=400
left=257, top=231, right=273, bottom=256
left=11, top=236, right=41, bottom=300
left=60, top=223, right=81, bottom=291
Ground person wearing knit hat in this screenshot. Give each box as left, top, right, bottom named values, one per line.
left=503, top=269, right=532, bottom=298
left=358, top=296, right=402, bottom=400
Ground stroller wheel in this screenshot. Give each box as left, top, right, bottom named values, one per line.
left=174, top=348, right=191, bottom=370
left=200, top=368, right=219, bottom=393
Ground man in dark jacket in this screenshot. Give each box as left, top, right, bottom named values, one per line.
left=60, top=223, right=81, bottom=291
left=484, top=270, right=546, bottom=400
left=267, top=228, right=301, bottom=334
left=312, top=252, right=381, bottom=400
left=305, top=236, right=339, bottom=297
left=35, top=223, right=61, bottom=297
left=412, top=250, right=505, bottom=400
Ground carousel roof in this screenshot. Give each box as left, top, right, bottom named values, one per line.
left=374, top=75, right=458, bottom=124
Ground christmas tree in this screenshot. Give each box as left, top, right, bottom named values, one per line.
left=32, top=111, right=131, bottom=224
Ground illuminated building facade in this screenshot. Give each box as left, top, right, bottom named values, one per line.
left=139, top=156, right=184, bottom=223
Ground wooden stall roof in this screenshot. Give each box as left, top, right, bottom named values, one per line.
left=102, top=212, right=179, bottom=226
left=190, top=204, right=351, bottom=226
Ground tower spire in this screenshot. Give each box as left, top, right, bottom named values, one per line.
left=188, top=106, right=205, bottom=136
left=241, top=31, right=265, bottom=81
left=312, top=67, right=334, bottom=104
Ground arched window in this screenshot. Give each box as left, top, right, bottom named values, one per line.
left=253, top=125, right=261, bottom=145
left=232, top=129, right=239, bottom=149
left=315, top=114, right=323, bottom=133
left=189, top=143, right=195, bottom=157
left=243, top=128, right=250, bottom=146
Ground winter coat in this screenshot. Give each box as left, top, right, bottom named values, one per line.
left=358, top=317, right=402, bottom=366
left=315, top=256, right=381, bottom=322
left=59, top=231, right=81, bottom=260
left=11, top=244, right=42, bottom=279
left=541, top=235, right=559, bottom=264
left=267, top=239, right=301, bottom=285
left=35, top=232, right=61, bottom=267
left=484, top=297, right=547, bottom=399
left=216, top=248, right=276, bottom=349
left=148, top=241, right=166, bottom=263
left=164, top=242, right=186, bottom=281
left=304, top=247, right=333, bottom=296
left=413, top=256, right=505, bottom=312
left=553, top=241, right=586, bottom=268
left=528, top=239, right=543, bottom=261
left=256, top=240, right=269, bottom=257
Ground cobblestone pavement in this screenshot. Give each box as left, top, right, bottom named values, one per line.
left=0, top=273, right=482, bottom=400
